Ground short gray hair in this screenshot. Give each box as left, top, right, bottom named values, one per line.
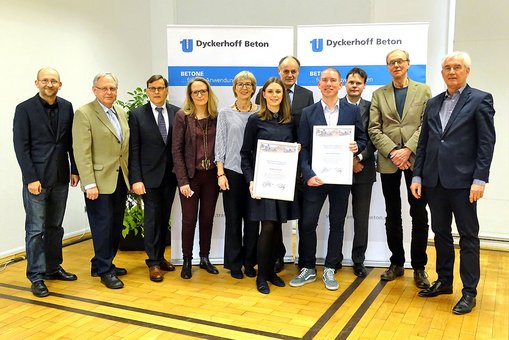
left=93, top=72, right=118, bottom=87
left=441, top=51, right=472, bottom=69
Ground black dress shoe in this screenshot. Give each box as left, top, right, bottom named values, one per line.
left=452, top=294, right=476, bottom=315
left=45, top=267, right=78, bottom=281
left=353, top=263, right=367, bottom=277
left=91, top=267, right=127, bottom=277
left=100, top=273, right=124, bottom=289
left=160, top=259, right=175, bottom=271
left=413, top=270, right=430, bottom=289
left=418, top=280, right=453, bottom=297
left=231, top=270, right=244, bottom=279
left=31, top=280, right=49, bottom=297
left=269, top=274, right=285, bottom=287
left=380, top=264, right=404, bottom=281
left=200, top=257, right=219, bottom=274
left=181, top=257, right=192, bottom=279
left=244, top=266, right=256, bottom=278
left=256, top=277, right=270, bottom=294
left=274, top=258, right=284, bottom=273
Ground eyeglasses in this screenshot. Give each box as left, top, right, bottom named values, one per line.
left=39, top=79, right=59, bottom=85
left=387, top=59, right=408, bottom=67
left=148, top=86, right=167, bottom=92
left=191, top=89, right=208, bottom=97
left=236, top=82, right=253, bottom=88
left=94, top=86, right=118, bottom=93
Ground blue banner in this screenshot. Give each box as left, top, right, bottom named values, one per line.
left=168, top=66, right=278, bottom=87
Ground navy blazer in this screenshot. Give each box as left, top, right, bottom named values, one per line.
left=340, top=97, right=376, bottom=184
left=414, top=85, right=496, bottom=189
left=13, top=94, right=77, bottom=186
left=299, top=100, right=367, bottom=183
left=128, top=102, right=180, bottom=188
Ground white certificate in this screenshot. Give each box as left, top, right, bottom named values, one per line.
left=312, top=125, right=354, bottom=185
left=253, top=139, right=299, bottom=201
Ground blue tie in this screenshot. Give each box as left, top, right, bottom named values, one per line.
left=156, top=107, right=167, bottom=143
left=107, top=109, right=122, bottom=142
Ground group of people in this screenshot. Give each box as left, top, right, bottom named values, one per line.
left=13, top=49, right=495, bottom=315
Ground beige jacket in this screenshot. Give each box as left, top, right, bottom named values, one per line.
left=72, top=100, right=130, bottom=194
left=368, top=79, right=431, bottom=174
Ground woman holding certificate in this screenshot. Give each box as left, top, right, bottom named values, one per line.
left=215, top=71, right=260, bottom=280
left=240, top=77, right=299, bottom=294
left=172, top=77, right=220, bottom=280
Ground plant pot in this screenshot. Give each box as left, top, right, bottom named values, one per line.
left=119, top=231, right=145, bottom=251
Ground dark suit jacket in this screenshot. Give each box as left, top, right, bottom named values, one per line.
left=256, top=84, right=314, bottom=126
left=128, top=102, right=180, bottom=188
left=172, top=110, right=217, bottom=187
left=340, top=97, right=376, bottom=184
left=413, top=85, right=496, bottom=189
left=299, top=100, right=367, bottom=185
left=13, top=94, right=77, bottom=186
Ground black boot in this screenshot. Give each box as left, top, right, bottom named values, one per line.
left=181, top=257, right=192, bottom=279
left=200, top=257, right=219, bottom=274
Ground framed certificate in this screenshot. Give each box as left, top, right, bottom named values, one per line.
left=253, top=139, right=299, bottom=201
left=312, top=125, right=354, bottom=185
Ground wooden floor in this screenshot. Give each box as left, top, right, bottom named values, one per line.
left=0, top=236, right=508, bottom=339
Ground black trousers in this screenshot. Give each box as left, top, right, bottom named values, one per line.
left=350, top=181, right=374, bottom=264
left=380, top=169, right=429, bottom=270
left=86, top=171, right=127, bottom=276
left=426, top=184, right=480, bottom=296
left=222, top=169, right=258, bottom=272
left=142, top=171, right=177, bottom=267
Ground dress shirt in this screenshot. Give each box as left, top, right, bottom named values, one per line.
left=150, top=102, right=169, bottom=133
left=320, top=99, right=339, bottom=126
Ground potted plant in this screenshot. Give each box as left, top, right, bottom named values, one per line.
left=117, top=88, right=148, bottom=251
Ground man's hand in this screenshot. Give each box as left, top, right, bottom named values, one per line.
left=469, top=183, right=485, bottom=203
left=349, top=141, right=358, bottom=154
left=410, top=182, right=422, bottom=199
left=353, top=158, right=364, bottom=173
left=132, top=182, right=146, bottom=195
left=70, top=175, right=80, bottom=187
left=86, top=187, right=99, bottom=200
left=27, top=181, right=42, bottom=195
left=390, top=147, right=412, bottom=167
left=307, top=176, right=323, bottom=187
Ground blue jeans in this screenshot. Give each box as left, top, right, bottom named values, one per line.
left=23, top=183, right=69, bottom=283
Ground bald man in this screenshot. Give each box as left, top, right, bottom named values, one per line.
left=14, top=67, right=79, bottom=297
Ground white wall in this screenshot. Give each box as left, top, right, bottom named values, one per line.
left=0, top=0, right=158, bottom=257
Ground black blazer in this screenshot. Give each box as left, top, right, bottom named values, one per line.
left=128, top=102, right=180, bottom=189
left=256, top=84, right=314, bottom=126
left=299, top=100, right=367, bottom=183
left=13, top=94, right=77, bottom=186
left=340, top=97, right=376, bottom=184
left=414, top=85, right=496, bottom=189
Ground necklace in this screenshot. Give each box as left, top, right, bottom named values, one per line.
left=197, top=116, right=211, bottom=170
left=234, top=101, right=252, bottom=112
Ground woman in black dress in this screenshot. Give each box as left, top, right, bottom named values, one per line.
left=240, top=77, right=299, bottom=294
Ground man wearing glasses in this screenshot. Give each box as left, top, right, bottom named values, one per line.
left=368, top=49, right=432, bottom=289
left=128, top=75, right=180, bottom=282
left=73, top=73, right=130, bottom=289
left=14, top=67, right=79, bottom=297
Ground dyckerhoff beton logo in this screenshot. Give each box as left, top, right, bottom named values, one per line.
left=180, top=38, right=269, bottom=52
left=310, top=37, right=403, bottom=52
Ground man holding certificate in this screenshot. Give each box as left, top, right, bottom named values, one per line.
left=290, top=67, right=366, bottom=291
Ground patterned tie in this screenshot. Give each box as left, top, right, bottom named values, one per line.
left=287, top=88, right=293, bottom=105
left=156, top=107, right=167, bottom=143
left=107, top=109, right=122, bottom=142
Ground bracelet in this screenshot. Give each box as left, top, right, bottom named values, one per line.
left=217, top=174, right=226, bottom=178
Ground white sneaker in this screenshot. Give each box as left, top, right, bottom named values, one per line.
left=289, top=268, right=316, bottom=287
left=323, top=267, right=339, bottom=290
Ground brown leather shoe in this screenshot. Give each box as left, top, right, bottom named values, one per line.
left=160, top=259, right=175, bottom=271
left=380, top=264, right=404, bottom=281
left=413, top=269, right=430, bottom=289
left=149, top=265, right=163, bottom=282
